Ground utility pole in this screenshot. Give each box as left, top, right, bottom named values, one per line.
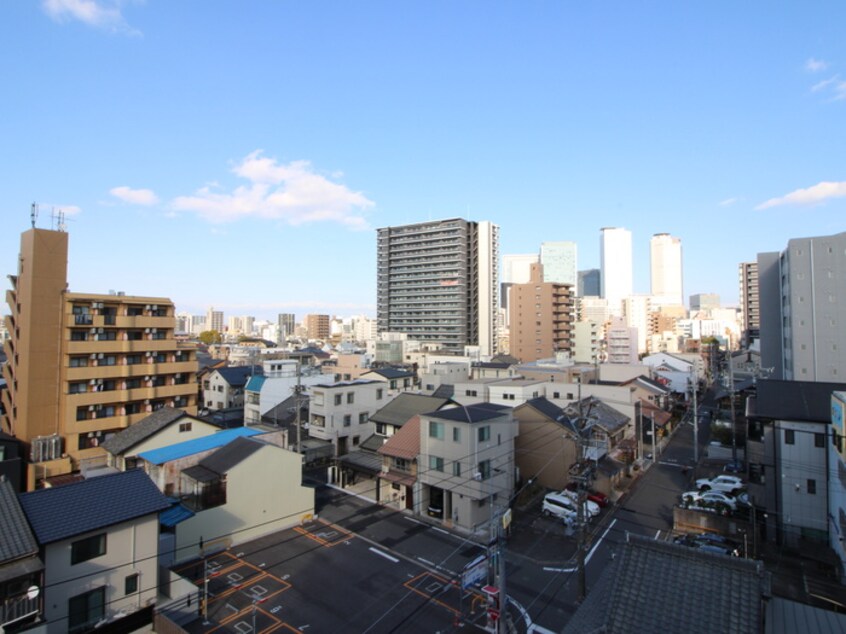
left=295, top=359, right=303, bottom=455
left=691, top=375, right=699, bottom=464
left=728, top=349, right=738, bottom=465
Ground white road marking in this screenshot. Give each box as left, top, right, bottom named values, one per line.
left=433, top=527, right=450, bottom=535
left=417, top=557, right=435, bottom=566
left=369, top=547, right=399, bottom=563
left=404, top=516, right=425, bottom=525
left=654, top=529, right=662, bottom=540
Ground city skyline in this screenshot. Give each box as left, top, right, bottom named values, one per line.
left=1, top=3, right=845, bottom=320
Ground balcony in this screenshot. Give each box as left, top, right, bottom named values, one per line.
left=1, top=592, right=40, bottom=630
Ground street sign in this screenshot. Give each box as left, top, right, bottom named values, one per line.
left=461, top=555, right=487, bottom=589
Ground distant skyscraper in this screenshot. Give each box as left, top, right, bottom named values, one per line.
left=540, top=241, right=577, bottom=287
left=690, top=293, right=720, bottom=312
left=277, top=313, right=296, bottom=341
left=758, top=231, right=846, bottom=381
left=600, top=227, right=633, bottom=315
left=578, top=269, right=601, bottom=297
left=206, top=307, right=224, bottom=333
left=738, top=262, right=759, bottom=346
left=502, top=254, right=538, bottom=284
left=377, top=218, right=499, bottom=356
left=305, top=314, right=330, bottom=341
left=650, top=233, right=683, bottom=307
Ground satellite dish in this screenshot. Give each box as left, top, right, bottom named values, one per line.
left=27, top=585, right=40, bottom=600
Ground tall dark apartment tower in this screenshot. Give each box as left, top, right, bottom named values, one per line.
left=377, top=218, right=499, bottom=356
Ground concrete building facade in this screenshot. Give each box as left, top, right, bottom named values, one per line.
left=649, top=233, right=683, bottom=307
left=509, top=263, right=573, bottom=363
left=540, top=241, right=577, bottom=287
left=377, top=218, right=500, bottom=356
left=600, top=227, right=633, bottom=316
left=738, top=261, right=760, bottom=346
left=2, top=228, right=198, bottom=487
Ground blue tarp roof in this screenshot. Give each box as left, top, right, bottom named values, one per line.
left=246, top=375, right=266, bottom=392
left=138, top=427, right=262, bottom=465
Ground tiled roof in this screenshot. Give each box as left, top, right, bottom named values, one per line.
left=564, top=534, right=768, bottom=634
left=369, top=393, right=454, bottom=426
left=360, top=434, right=386, bottom=453
left=196, top=436, right=264, bottom=475
left=101, top=407, right=199, bottom=455
left=639, top=399, right=672, bottom=426
left=364, top=367, right=413, bottom=379
left=563, top=397, right=629, bottom=435
left=216, top=365, right=260, bottom=388
left=625, top=375, right=672, bottom=394
left=338, top=449, right=382, bottom=474
left=425, top=403, right=510, bottom=424
left=378, top=416, right=421, bottom=460
left=519, top=397, right=566, bottom=422
left=432, top=384, right=455, bottom=399
left=19, top=470, right=170, bottom=545
left=138, top=427, right=262, bottom=465
left=0, top=478, right=38, bottom=563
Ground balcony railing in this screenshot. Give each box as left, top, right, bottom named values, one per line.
left=1, top=594, right=40, bottom=630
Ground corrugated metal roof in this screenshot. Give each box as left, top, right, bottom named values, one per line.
left=19, top=470, right=170, bottom=544
left=378, top=416, right=421, bottom=460
left=138, top=427, right=262, bottom=465
left=245, top=375, right=266, bottom=392
left=160, top=500, right=195, bottom=528
left=766, top=597, right=846, bottom=634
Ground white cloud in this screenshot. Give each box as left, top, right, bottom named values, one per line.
left=756, top=181, right=846, bottom=210
left=172, top=150, right=374, bottom=229
left=42, top=0, right=138, bottom=34
left=805, top=58, right=828, bottom=73
left=719, top=197, right=738, bottom=207
left=811, top=75, right=846, bottom=101
left=110, top=186, right=159, bottom=206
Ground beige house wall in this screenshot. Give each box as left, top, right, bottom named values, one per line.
left=173, top=444, right=314, bottom=563
left=514, top=414, right=577, bottom=490
left=42, top=515, right=160, bottom=633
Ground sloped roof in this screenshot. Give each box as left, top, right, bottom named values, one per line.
left=563, top=534, right=769, bottom=634
left=624, top=375, right=672, bottom=394
left=138, top=427, right=262, bottom=465
left=432, top=384, right=455, bottom=399
left=426, top=403, right=510, bottom=424
left=101, top=407, right=207, bottom=455
left=363, top=367, right=414, bottom=380
left=639, top=399, right=672, bottom=427
left=0, top=478, right=38, bottom=563
left=19, top=470, right=170, bottom=544
left=195, top=436, right=264, bottom=475
left=378, top=416, right=421, bottom=460
left=563, top=397, right=629, bottom=435
left=370, top=393, right=454, bottom=426
left=518, top=397, right=566, bottom=422
left=338, top=449, right=382, bottom=474
left=216, top=365, right=259, bottom=388
left=360, top=434, right=386, bottom=452
left=753, top=379, right=846, bottom=423
left=245, top=375, right=266, bottom=392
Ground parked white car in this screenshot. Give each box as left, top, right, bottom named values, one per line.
left=695, top=474, right=744, bottom=495
left=560, top=489, right=601, bottom=517
left=542, top=492, right=578, bottom=521
left=681, top=490, right=738, bottom=511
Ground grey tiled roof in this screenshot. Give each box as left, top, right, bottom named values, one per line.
left=563, top=534, right=769, bottom=634
left=216, top=365, right=260, bottom=388
left=364, top=367, right=413, bottom=379
left=426, top=403, right=510, bottom=424
left=19, top=469, right=170, bottom=544
left=520, top=397, right=566, bottom=422
left=0, top=478, right=38, bottom=563
left=369, top=393, right=453, bottom=426
left=563, top=397, right=629, bottom=435
left=101, top=407, right=196, bottom=455
left=195, top=436, right=264, bottom=476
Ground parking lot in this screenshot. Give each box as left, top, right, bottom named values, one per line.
left=172, top=518, right=490, bottom=633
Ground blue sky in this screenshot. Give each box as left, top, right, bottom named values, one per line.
left=1, top=2, right=844, bottom=321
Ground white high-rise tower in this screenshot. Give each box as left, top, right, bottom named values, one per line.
left=650, top=233, right=683, bottom=307
left=600, top=227, right=633, bottom=316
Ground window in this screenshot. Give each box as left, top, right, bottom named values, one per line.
left=452, top=461, right=462, bottom=477
left=179, top=422, right=192, bottom=433
left=429, top=421, right=444, bottom=439
left=393, top=457, right=409, bottom=471
left=71, top=533, right=107, bottom=565
left=347, top=392, right=355, bottom=404
left=125, top=573, right=139, bottom=595
left=429, top=455, right=444, bottom=472
left=553, top=392, right=560, bottom=399
left=785, top=429, right=795, bottom=445
left=807, top=479, right=817, bottom=494
left=477, top=459, right=491, bottom=480
left=343, top=415, right=351, bottom=427
left=376, top=423, right=387, bottom=435
left=69, top=356, right=88, bottom=368
left=334, top=394, right=342, bottom=406
left=68, top=586, right=105, bottom=633
left=359, top=412, right=368, bottom=424
left=453, top=427, right=461, bottom=442
left=478, top=426, right=490, bottom=442
left=376, top=388, right=384, bottom=400
left=465, top=390, right=478, bottom=397
left=815, top=433, right=825, bottom=448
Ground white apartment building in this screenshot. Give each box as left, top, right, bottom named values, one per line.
left=623, top=295, right=652, bottom=355
left=650, top=233, right=683, bottom=307
left=600, top=227, right=633, bottom=316
left=308, top=379, right=386, bottom=455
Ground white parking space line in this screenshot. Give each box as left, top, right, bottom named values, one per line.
left=369, top=547, right=399, bottom=563
left=654, top=529, right=662, bottom=540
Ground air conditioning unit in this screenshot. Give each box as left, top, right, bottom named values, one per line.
left=151, top=328, right=157, bottom=334
left=146, top=351, right=153, bottom=357
left=144, top=328, right=150, bottom=334
left=89, top=379, right=97, bottom=385
left=90, top=353, right=97, bottom=359
left=88, top=405, right=95, bottom=411
left=98, top=353, right=104, bottom=359
left=145, top=305, right=151, bottom=311
left=144, top=399, right=150, bottom=405
left=152, top=305, right=158, bottom=310
left=98, top=328, right=104, bottom=334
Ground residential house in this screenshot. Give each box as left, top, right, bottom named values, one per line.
left=18, top=470, right=170, bottom=634
left=0, top=477, right=43, bottom=632
left=641, top=352, right=695, bottom=394
left=101, top=407, right=220, bottom=472
left=471, top=362, right=516, bottom=380
left=172, top=436, right=314, bottom=563
left=486, top=378, right=547, bottom=407
left=202, top=366, right=259, bottom=412
left=747, top=379, right=846, bottom=548
left=418, top=362, right=470, bottom=394
left=243, top=359, right=325, bottom=425
left=307, top=379, right=383, bottom=455
left=359, top=367, right=417, bottom=396
left=418, top=403, right=516, bottom=532
left=377, top=416, right=421, bottom=512
left=622, top=375, right=672, bottom=410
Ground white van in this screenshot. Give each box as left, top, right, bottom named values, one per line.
left=542, top=492, right=579, bottom=521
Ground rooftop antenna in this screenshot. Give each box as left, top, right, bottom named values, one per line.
left=30, top=202, right=38, bottom=228
left=51, top=208, right=69, bottom=232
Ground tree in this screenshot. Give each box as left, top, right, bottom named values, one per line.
left=199, top=330, right=222, bottom=345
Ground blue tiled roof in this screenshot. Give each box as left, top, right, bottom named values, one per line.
left=245, top=375, right=266, bottom=392
left=138, top=427, right=262, bottom=465
left=19, top=470, right=170, bottom=544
